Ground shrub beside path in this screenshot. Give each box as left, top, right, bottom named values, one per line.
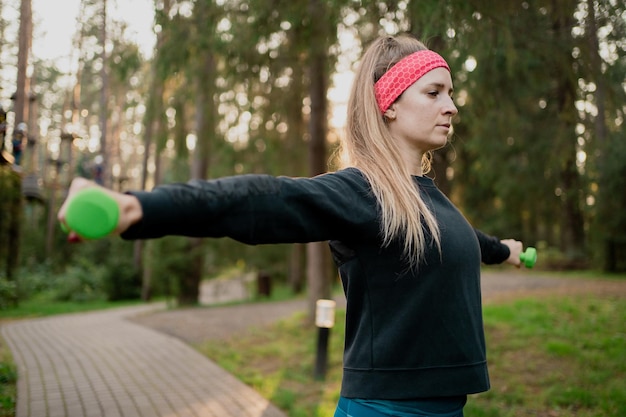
left=2, top=271, right=625, bottom=417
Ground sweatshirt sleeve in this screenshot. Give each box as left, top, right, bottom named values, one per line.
left=473, top=228, right=510, bottom=264
left=121, top=169, right=378, bottom=244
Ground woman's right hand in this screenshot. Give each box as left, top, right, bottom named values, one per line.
left=57, top=177, right=143, bottom=241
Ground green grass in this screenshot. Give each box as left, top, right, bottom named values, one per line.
left=0, top=340, right=16, bottom=417
left=198, top=292, right=626, bottom=417
left=530, top=269, right=626, bottom=281
left=469, top=295, right=626, bottom=417
left=197, top=312, right=344, bottom=417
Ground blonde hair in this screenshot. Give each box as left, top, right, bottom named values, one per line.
left=339, top=35, right=441, bottom=267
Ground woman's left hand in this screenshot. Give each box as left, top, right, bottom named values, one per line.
left=501, top=239, right=523, bottom=267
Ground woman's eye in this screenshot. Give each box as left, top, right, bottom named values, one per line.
left=428, top=91, right=439, bottom=97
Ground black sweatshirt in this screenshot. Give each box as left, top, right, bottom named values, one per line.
left=122, top=168, right=510, bottom=399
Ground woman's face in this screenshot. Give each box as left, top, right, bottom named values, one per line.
left=385, top=67, right=458, bottom=159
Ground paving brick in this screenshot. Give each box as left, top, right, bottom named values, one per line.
left=2, top=304, right=288, bottom=417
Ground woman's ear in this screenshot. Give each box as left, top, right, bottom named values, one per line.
left=384, top=106, right=396, bottom=120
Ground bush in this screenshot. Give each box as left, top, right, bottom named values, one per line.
left=9, top=249, right=142, bottom=305
left=0, top=343, right=16, bottom=417
left=75, top=240, right=142, bottom=301
left=49, top=259, right=106, bottom=302
left=0, top=363, right=16, bottom=385
left=0, top=278, right=17, bottom=310
left=100, top=256, right=141, bottom=301
left=14, top=261, right=57, bottom=300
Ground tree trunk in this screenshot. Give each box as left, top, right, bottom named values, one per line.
left=177, top=47, right=217, bottom=306
left=11, top=0, right=30, bottom=278
left=136, top=0, right=169, bottom=299
left=585, top=0, right=613, bottom=271
left=177, top=238, right=203, bottom=305
left=551, top=2, right=586, bottom=263
left=98, top=0, right=109, bottom=187
left=14, top=0, right=32, bottom=127
left=142, top=152, right=163, bottom=301
left=0, top=0, right=6, bottom=81
left=285, top=29, right=307, bottom=294
left=559, top=156, right=585, bottom=261
left=306, top=0, right=331, bottom=321
left=6, top=170, right=22, bottom=292
left=288, top=244, right=305, bottom=294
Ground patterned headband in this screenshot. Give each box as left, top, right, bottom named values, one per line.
left=374, top=50, right=450, bottom=113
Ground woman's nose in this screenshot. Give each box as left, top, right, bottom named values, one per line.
left=444, top=96, right=458, bottom=115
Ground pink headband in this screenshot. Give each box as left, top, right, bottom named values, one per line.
left=374, top=50, right=450, bottom=113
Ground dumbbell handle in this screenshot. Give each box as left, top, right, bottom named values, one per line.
left=519, top=247, right=537, bottom=268
left=63, top=188, right=119, bottom=239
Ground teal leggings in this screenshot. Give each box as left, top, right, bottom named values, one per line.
left=333, top=397, right=465, bottom=417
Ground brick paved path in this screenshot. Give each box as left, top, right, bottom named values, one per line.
left=2, top=304, right=287, bottom=417
left=4, top=271, right=625, bottom=417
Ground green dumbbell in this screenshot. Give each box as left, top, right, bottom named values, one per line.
left=520, top=247, right=537, bottom=268
left=63, top=188, right=119, bottom=239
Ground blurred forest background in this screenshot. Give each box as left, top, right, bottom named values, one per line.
left=0, top=0, right=624, bottom=312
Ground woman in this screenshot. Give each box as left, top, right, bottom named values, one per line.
left=59, top=35, right=523, bottom=417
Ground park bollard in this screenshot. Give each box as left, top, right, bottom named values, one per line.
left=520, top=247, right=537, bottom=268
left=314, top=299, right=336, bottom=380
left=62, top=188, right=119, bottom=239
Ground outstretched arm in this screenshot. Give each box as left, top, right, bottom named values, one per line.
left=58, top=168, right=378, bottom=244
left=474, top=228, right=523, bottom=267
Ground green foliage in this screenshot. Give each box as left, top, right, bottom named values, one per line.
left=18, top=204, right=49, bottom=267
left=0, top=166, right=22, bottom=281
left=598, top=136, right=626, bottom=235
left=0, top=336, right=16, bottom=417
left=6, top=0, right=626, bottom=299
left=477, top=295, right=626, bottom=415
left=72, top=239, right=142, bottom=301
left=405, top=0, right=625, bottom=268
left=109, top=39, right=142, bottom=85
left=10, top=260, right=57, bottom=300
left=46, top=258, right=106, bottom=302
left=148, top=236, right=190, bottom=298
left=0, top=363, right=16, bottom=386
left=0, top=360, right=16, bottom=417
left=591, top=133, right=626, bottom=271
left=197, top=310, right=344, bottom=417
left=0, top=279, right=16, bottom=311
left=99, top=254, right=141, bottom=301
left=10, top=236, right=143, bottom=306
